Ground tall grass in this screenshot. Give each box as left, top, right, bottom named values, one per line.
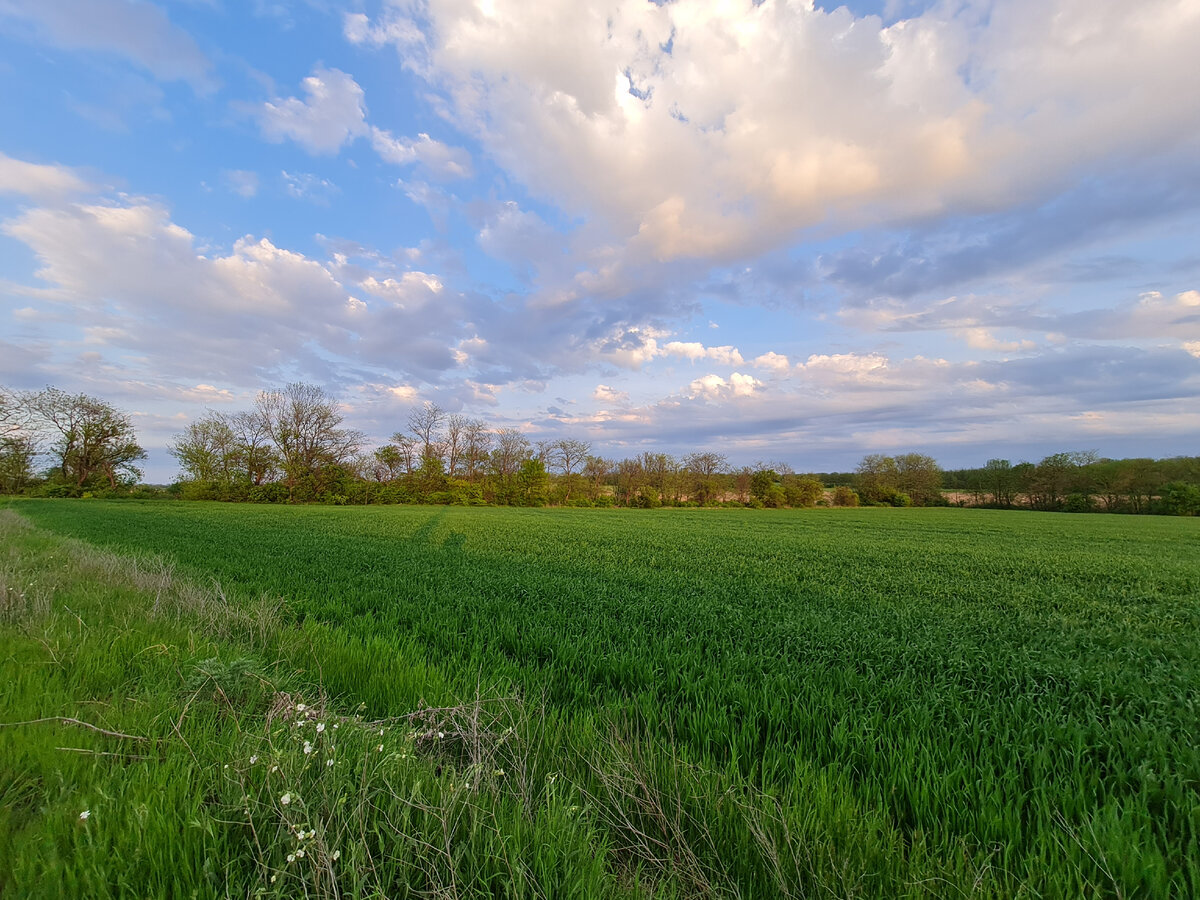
left=3, top=501, right=1199, bottom=897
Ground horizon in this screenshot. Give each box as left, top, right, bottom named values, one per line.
left=2, top=0, right=1198, bottom=483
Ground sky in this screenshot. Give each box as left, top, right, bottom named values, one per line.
left=1, top=0, right=1198, bottom=482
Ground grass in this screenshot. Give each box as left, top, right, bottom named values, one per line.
left=1, top=500, right=1198, bottom=897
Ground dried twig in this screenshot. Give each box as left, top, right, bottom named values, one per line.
left=0, top=716, right=152, bottom=743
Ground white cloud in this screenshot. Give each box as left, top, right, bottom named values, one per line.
left=0, top=151, right=94, bottom=199
left=1184, top=342, right=1200, bottom=359
left=752, top=351, right=791, bottom=373
left=355, top=0, right=1200, bottom=260
left=256, top=66, right=368, bottom=155
left=281, top=170, right=339, bottom=204
left=959, top=328, right=1036, bottom=353
left=222, top=169, right=259, bottom=198
left=0, top=0, right=214, bottom=90
left=592, top=384, right=629, bottom=404
left=661, top=341, right=744, bottom=365
left=0, top=196, right=477, bottom=387
left=370, top=127, right=473, bottom=180
left=688, top=372, right=761, bottom=399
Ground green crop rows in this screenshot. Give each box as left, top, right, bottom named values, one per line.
left=4, top=500, right=1199, bottom=897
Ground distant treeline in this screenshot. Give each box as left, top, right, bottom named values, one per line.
left=3, top=382, right=1198, bottom=514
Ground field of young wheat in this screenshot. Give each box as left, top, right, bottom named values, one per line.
left=2, top=500, right=1198, bottom=898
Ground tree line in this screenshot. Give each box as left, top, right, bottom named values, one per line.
left=2, top=382, right=1197, bottom=514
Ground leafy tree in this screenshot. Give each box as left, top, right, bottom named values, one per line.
left=517, top=458, right=550, bottom=506
left=169, top=412, right=243, bottom=484
left=855, top=454, right=900, bottom=504
left=785, top=478, right=824, bottom=508
left=1159, top=482, right=1200, bottom=516
left=984, top=458, right=1017, bottom=507
left=894, top=453, right=942, bottom=506
left=0, top=386, right=37, bottom=492
left=32, top=388, right=146, bottom=488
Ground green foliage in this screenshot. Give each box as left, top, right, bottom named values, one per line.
left=1159, top=481, right=1200, bottom=516
left=832, top=485, right=859, bottom=507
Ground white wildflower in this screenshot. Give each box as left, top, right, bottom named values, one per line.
left=79, top=810, right=90, bottom=820
left=331, top=850, right=341, bottom=861
left=249, top=755, right=258, bottom=764
left=287, top=854, right=295, bottom=863
left=303, top=742, right=313, bottom=755
left=296, top=704, right=306, bottom=713
left=377, top=744, right=384, bottom=752
left=280, top=793, right=292, bottom=806
left=316, top=722, right=325, bottom=733
left=326, top=758, right=334, bottom=767
left=296, top=849, right=305, bottom=859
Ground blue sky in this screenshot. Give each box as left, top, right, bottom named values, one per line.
left=1, top=0, right=1198, bottom=481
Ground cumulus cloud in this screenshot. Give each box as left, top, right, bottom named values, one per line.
left=688, top=372, right=761, bottom=399
left=370, top=127, right=473, bottom=180
left=593, top=384, right=629, bottom=404
left=353, top=0, right=1200, bottom=260
left=0, top=0, right=214, bottom=90
left=752, top=351, right=791, bottom=373
left=256, top=66, right=368, bottom=155
left=0, top=196, right=477, bottom=387
left=0, top=151, right=94, bottom=198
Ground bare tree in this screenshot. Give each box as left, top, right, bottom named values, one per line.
left=387, top=433, right=420, bottom=476
left=582, top=455, right=612, bottom=500
left=444, top=414, right=469, bottom=478
left=490, top=428, right=531, bottom=479
left=407, top=402, right=446, bottom=467
left=462, top=419, right=492, bottom=482
left=555, top=439, right=591, bottom=477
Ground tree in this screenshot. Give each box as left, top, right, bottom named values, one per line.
left=894, top=453, right=942, bottom=506
left=983, top=459, right=1017, bottom=507
left=581, top=455, right=612, bottom=500
left=1160, top=481, right=1200, bottom=516
left=444, top=414, right=469, bottom=477
left=461, top=420, right=492, bottom=482
left=0, top=386, right=37, bottom=492
left=683, top=451, right=727, bottom=504
left=253, top=383, right=363, bottom=501
left=785, top=477, right=824, bottom=508
left=407, top=402, right=445, bottom=469
left=517, top=458, right=550, bottom=506
left=32, top=387, right=146, bottom=488
left=855, top=454, right=900, bottom=504
left=553, top=438, right=592, bottom=501
left=169, top=412, right=242, bottom=484
left=487, top=428, right=530, bottom=504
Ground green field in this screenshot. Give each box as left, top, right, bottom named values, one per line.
left=2, top=501, right=1198, bottom=898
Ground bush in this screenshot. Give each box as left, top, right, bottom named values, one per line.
left=832, top=486, right=859, bottom=507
